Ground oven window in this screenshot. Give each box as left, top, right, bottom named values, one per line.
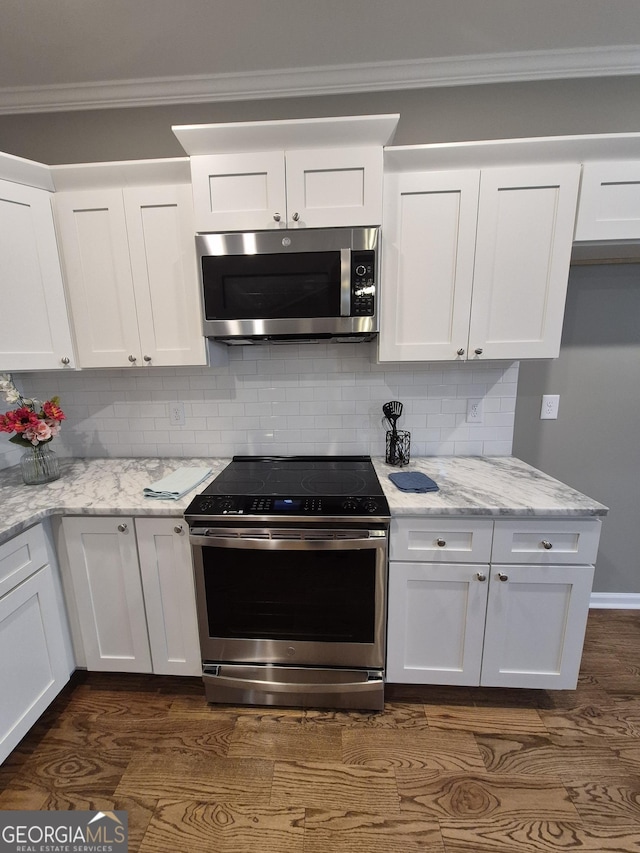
left=202, top=547, right=376, bottom=643
left=202, top=251, right=341, bottom=319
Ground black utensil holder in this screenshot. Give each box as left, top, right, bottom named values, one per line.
left=386, top=430, right=411, bottom=467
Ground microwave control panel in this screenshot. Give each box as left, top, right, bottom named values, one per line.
left=352, top=250, right=376, bottom=316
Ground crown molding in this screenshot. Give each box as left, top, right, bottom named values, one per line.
left=0, top=45, right=639, bottom=115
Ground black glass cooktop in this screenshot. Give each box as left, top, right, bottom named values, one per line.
left=185, top=455, right=389, bottom=520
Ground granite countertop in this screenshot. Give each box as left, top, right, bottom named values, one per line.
left=373, top=456, right=608, bottom=519
left=0, top=455, right=607, bottom=546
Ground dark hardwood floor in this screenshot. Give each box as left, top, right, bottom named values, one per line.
left=3, top=610, right=640, bottom=852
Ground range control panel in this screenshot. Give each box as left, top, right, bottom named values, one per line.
left=186, top=493, right=386, bottom=516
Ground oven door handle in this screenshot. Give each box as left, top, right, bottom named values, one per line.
left=189, top=530, right=387, bottom=550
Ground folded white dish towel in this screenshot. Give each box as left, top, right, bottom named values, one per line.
left=143, top=467, right=212, bottom=500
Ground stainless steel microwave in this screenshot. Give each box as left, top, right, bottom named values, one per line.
left=196, top=227, right=379, bottom=344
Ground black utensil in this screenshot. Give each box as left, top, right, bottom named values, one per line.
left=383, top=400, right=403, bottom=436
left=383, top=400, right=404, bottom=465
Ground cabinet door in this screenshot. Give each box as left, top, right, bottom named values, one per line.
left=135, top=518, right=201, bottom=676
left=481, top=563, right=594, bottom=690
left=285, top=146, right=383, bottom=228
left=378, top=170, right=479, bottom=361
left=124, top=185, right=206, bottom=367
left=0, top=180, right=76, bottom=371
left=0, top=565, right=71, bottom=763
left=386, top=561, right=489, bottom=686
left=575, top=161, right=640, bottom=241
left=54, top=189, right=142, bottom=368
left=469, top=164, right=580, bottom=360
left=62, top=517, right=152, bottom=673
left=190, top=151, right=287, bottom=232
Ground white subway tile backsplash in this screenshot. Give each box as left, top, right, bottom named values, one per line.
left=0, top=344, right=519, bottom=470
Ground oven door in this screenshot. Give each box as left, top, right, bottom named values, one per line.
left=190, top=527, right=388, bottom=670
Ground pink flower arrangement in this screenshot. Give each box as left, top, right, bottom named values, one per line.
left=0, top=374, right=65, bottom=448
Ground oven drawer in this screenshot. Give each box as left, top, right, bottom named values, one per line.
left=491, top=519, right=601, bottom=565
left=202, top=664, right=384, bottom=711
left=390, top=517, right=493, bottom=563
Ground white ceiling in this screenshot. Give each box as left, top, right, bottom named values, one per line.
left=2, top=0, right=640, bottom=113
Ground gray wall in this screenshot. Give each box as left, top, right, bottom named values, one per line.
left=1, top=76, right=640, bottom=163
left=513, top=264, right=640, bottom=594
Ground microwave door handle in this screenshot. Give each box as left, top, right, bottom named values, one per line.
left=340, top=248, right=351, bottom=316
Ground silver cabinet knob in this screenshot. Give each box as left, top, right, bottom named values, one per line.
left=128, top=354, right=137, bottom=363
left=476, top=572, right=487, bottom=582
left=61, top=356, right=70, bottom=365
left=474, top=348, right=483, bottom=356
left=498, top=572, right=509, bottom=582
left=174, top=524, right=184, bottom=535
left=273, top=213, right=281, bottom=222
left=542, top=540, right=553, bottom=550
left=291, top=212, right=300, bottom=221
left=436, top=538, right=446, bottom=547
left=143, top=355, right=152, bottom=362
left=457, top=348, right=465, bottom=356
left=117, top=523, right=128, bottom=533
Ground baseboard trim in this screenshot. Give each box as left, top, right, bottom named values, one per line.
left=590, top=592, right=640, bottom=610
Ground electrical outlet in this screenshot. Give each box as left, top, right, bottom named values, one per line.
left=466, top=399, right=484, bottom=424
left=169, top=402, right=185, bottom=426
left=540, top=394, right=560, bottom=420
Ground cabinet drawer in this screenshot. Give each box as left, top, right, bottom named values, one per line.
left=492, top=519, right=601, bottom=565
left=0, top=525, right=48, bottom=599
left=390, top=517, right=493, bottom=563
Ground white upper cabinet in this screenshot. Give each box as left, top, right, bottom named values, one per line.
left=190, top=146, right=384, bottom=232
left=0, top=178, right=76, bottom=371
left=54, top=181, right=206, bottom=368
left=379, top=161, right=580, bottom=362
left=469, top=164, right=580, bottom=361
left=575, top=160, right=640, bottom=241
left=173, top=114, right=399, bottom=233
left=378, top=169, right=480, bottom=362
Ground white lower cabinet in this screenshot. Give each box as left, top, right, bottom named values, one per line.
left=387, top=561, right=489, bottom=686
left=386, top=516, right=601, bottom=689
left=0, top=525, right=72, bottom=764
left=135, top=518, right=201, bottom=676
left=480, top=563, right=594, bottom=689
left=62, top=516, right=200, bottom=676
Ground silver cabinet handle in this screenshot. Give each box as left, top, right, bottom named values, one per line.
left=61, top=356, right=70, bottom=365
left=457, top=348, right=465, bottom=356
left=128, top=354, right=137, bottom=363
left=273, top=213, right=281, bottom=222
left=117, top=523, right=128, bottom=533
left=542, top=540, right=553, bottom=550
left=291, top=212, right=300, bottom=221
left=143, top=355, right=152, bottom=362
left=174, top=524, right=184, bottom=535
left=498, top=572, right=509, bottom=582
left=474, top=348, right=483, bottom=356
left=476, top=572, right=487, bottom=582
left=436, top=538, right=446, bottom=547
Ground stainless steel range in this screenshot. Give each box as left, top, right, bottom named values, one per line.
left=184, top=456, right=390, bottom=711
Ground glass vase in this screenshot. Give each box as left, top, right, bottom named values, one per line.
left=20, top=444, right=60, bottom=485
